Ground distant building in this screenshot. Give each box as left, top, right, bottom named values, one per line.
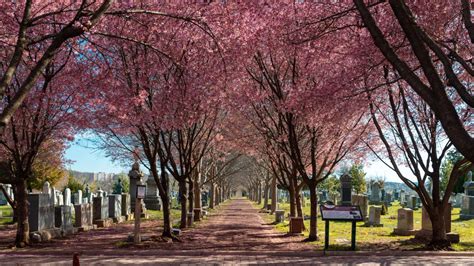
left=69, top=170, right=119, bottom=183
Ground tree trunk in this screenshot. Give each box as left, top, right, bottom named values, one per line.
left=288, top=184, right=296, bottom=217
left=194, top=182, right=201, bottom=210
left=429, top=206, right=449, bottom=249
left=178, top=181, right=187, bottom=229
left=307, top=185, right=318, bottom=241
left=15, top=178, right=29, bottom=247
left=188, top=180, right=194, bottom=217
left=161, top=193, right=172, bottom=237
left=257, top=183, right=262, bottom=205
left=295, top=187, right=303, bottom=218
left=271, top=175, right=277, bottom=213
left=263, top=181, right=269, bottom=209
left=219, top=186, right=223, bottom=203
left=209, top=182, right=215, bottom=209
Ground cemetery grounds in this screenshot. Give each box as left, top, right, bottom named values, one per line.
left=0, top=199, right=473, bottom=265
left=256, top=201, right=474, bottom=251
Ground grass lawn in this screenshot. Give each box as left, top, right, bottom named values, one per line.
left=256, top=200, right=474, bottom=251
left=147, top=208, right=183, bottom=227
left=0, top=205, right=13, bottom=225
left=146, top=201, right=228, bottom=228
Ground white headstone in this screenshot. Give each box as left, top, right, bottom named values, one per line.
left=77, top=190, right=83, bottom=205
left=64, top=188, right=72, bottom=206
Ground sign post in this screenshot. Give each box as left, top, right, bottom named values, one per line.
left=320, top=204, right=363, bottom=251
left=134, top=184, right=146, bottom=244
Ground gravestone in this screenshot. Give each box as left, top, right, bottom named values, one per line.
left=399, top=190, right=406, bottom=206
left=93, top=196, right=112, bottom=227
left=56, top=191, right=63, bottom=207
left=72, top=190, right=82, bottom=205
left=275, top=210, right=285, bottom=223
left=121, top=193, right=132, bottom=219
left=74, top=203, right=94, bottom=231
left=55, top=205, right=74, bottom=235
left=351, top=194, right=369, bottom=221
left=64, top=188, right=72, bottom=206
left=340, top=174, right=352, bottom=206
left=393, top=190, right=400, bottom=201
left=28, top=193, right=55, bottom=232
left=186, top=212, right=194, bottom=227
left=0, top=189, right=7, bottom=205
left=321, top=190, right=329, bottom=202
left=461, top=174, right=474, bottom=220
left=108, top=194, right=124, bottom=223
left=369, top=183, right=381, bottom=204
left=393, top=208, right=417, bottom=235
left=407, top=195, right=419, bottom=210
left=87, top=193, right=94, bottom=205
left=384, top=192, right=392, bottom=206
left=453, top=193, right=463, bottom=208
left=365, top=206, right=383, bottom=227
left=416, top=204, right=459, bottom=242
left=461, top=195, right=474, bottom=220
left=381, top=189, right=386, bottom=201
left=144, top=176, right=161, bottom=210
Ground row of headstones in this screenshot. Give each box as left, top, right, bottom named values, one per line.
left=28, top=182, right=133, bottom=242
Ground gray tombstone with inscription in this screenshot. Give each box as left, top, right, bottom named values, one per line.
left=144, top=176, right=161, bottom=210
left=28, top=193, right=55, bottom=232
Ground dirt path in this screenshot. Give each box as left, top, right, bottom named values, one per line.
left=0, top=199, right=309, bottom=255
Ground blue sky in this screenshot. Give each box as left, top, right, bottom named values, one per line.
left=65, top=136, right=407, bottom=182
left=65, top=136, right=127, bottom=174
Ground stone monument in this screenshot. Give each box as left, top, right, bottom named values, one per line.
left=352, top=194, right=369, bottom=221
left=365, top=206, right=383, bottom=227
left=416, top=204, right=459, bottom=243
left=129, top=162, right=147, bottom=216
left=369, top=182, right=381, bottom=204
left=461, top=173, right=474, bottom=220
left=93, top=195, right=112, bottom=228
left=340, top=174, right=352, bottom=206
left=74, top=203, right=94, bottom=232
left=108, top=194, right=124, bottom=223
left=28, top=193, right=55, bottom=232
left=64, top=188, right=72, bottom=206
left=393, top=208, right=417, bottom=235
left=55, top=205, right=74, bottom=235
left=144, top=176, right=161, bottom=211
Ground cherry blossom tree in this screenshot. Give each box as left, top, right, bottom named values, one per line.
left=0, top=53, right=82, bottom=247
left=0, top=1, right=113, bottom=132
left=353, top=0, right=473, bottom=163
left=367, top=77, right=472, bottom=249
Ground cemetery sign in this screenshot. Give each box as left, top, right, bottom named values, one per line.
left=320, top=204, right=363, bottom=221
left=320, top=203, right=363, bottom=251
left=136, top=185, right=146, bottom=199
